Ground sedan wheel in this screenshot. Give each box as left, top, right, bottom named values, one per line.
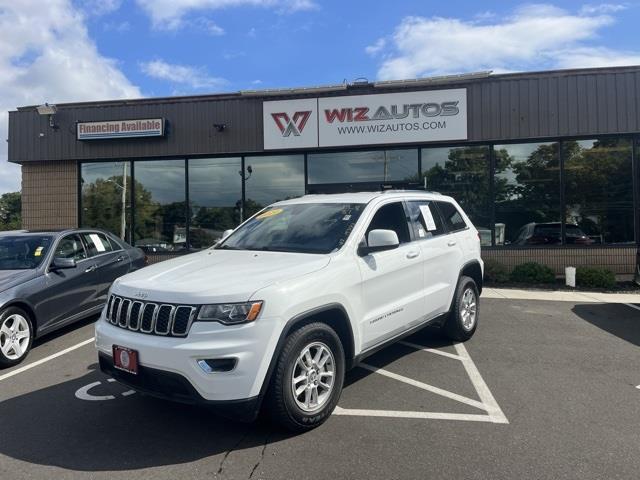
left=0, top=308, right=33, bottom=367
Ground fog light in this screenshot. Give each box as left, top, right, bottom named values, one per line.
left=197, top=358, right=237, bottom=373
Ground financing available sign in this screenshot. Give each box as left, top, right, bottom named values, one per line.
left=263, top=89, right=467, bottom=150
left=77, top=118, right=165, bottom=140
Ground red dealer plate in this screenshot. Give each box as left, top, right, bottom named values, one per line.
left=113, top=345, right=139, bottom=375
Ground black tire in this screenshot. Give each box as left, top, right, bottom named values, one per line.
left=266, top=322, right=345, bottom=432
left=443, top=276, right=479, bottom=342
left=0, top=306, right=34, bottom=368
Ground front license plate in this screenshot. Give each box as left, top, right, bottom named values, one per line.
left=113, top=345, right=139, bottom=375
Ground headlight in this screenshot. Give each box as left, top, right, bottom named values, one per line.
left=197, top=301, right=263, bottom=325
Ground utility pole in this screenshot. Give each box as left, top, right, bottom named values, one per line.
left=121, top=163, right=127, bottom=240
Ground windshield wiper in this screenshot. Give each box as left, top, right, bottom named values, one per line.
left=215, top=244, right=242, bottom=250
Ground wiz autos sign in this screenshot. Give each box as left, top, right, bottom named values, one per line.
left=77, top=118, right=165, bottom=140
left=263, top=89, right=467, bottom=150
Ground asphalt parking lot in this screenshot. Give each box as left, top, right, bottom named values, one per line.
left=1, top=297, right=639, bottom=480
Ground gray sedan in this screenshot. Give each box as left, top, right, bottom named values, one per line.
left=0, top=229, right=145, bottom=367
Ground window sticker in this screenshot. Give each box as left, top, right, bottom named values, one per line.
left=418, top=227, right=426, bottom=238
left=90, top=233, right=106, bottom=252
left=419, top=205, right=437, bottom=231
left=256, top=208, right=283, bottom=220
left=34, top=247, right=44, bottom=257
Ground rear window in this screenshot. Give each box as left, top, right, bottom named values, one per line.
left=81, top=232, right=115, bottom=257
left=436, top=201, right=467, bottom=232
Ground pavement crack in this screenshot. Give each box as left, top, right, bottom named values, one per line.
left=248, top=430, right=271, bottom=479
left=217, top=427, right=251, bottom=476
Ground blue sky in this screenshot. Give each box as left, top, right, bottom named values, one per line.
left=1, top=0, right=640, bottom=193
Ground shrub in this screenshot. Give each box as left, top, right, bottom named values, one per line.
left=510, top=262, right=556, bottom=284
left=575, top=267, right=616, bottom=289
left=484, top=259, right=510, bottom=283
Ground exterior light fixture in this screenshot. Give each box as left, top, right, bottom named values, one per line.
left=36, top=103, right=58, bottom=129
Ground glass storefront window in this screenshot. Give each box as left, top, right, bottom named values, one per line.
left=564, top=138, right=634, bottom=245
left=188, top=157, right=242, bottom=249
left=244, top=155, right=305, bottom=218
left=494, top=142, right=560, bottom=246
left=133, top=159, right=187, bottom=252
left=421, top=146, right=491, bottom=244
left=307, top=149, right=418, bottom=185
left=80, top=162, right=131, bottom=242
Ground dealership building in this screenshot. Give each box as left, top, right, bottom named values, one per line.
left=7, top=65, right=640, bottom=276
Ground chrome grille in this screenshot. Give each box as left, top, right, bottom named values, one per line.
left=107, top=295, right=197, bottom=337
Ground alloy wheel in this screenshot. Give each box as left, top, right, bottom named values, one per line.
left=460, top=288, right=477, bottom=331
left=291, top=342, right=336, bottom=413
left=0, top=314, right=30, bottom=360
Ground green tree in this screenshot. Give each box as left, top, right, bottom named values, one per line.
left=0, top=192, right=21, bottom=231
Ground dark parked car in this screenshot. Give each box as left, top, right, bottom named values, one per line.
left=0, top=229, right=145, bottom=367
left=513, top=222, right=593, bottom=246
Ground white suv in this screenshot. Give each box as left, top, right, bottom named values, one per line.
left=96, top=191, right=483, bottom=431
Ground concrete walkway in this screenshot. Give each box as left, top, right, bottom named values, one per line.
left=482, top=287, right=640, bottom=305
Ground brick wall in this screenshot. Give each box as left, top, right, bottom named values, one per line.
left=482, top=246, right=636, bottom=277
left=21, top=161, right=78, bottom=230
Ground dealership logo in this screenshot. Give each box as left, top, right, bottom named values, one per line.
left=270, top=111, right=312, bottom=137
left=324, top=102, right=460, bottom=123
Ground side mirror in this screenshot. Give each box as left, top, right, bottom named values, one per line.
left=51, top=257, right=76, bottom=270
left=358, top=229, right=400, bottom=256
left=221, top=229, right=234, bottom=240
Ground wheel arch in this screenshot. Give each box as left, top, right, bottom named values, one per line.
left=2, top=301, right=37, bottom=333
left=257, top=303, right=356, bottom=408
left=460, top=260, right=483, bottom=294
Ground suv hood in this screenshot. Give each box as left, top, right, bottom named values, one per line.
left=0, top=270, right=37, bottom=293
left=112, top=249, right=331, bottom=304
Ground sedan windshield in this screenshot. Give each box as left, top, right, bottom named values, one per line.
left=0, top=235, right=53, bottom=270
left=218, top=203, right=365, bottom=254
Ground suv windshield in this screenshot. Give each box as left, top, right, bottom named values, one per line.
left=0, top=235, right=54, bottom=270
left=218, top=203, right=365, bottom=254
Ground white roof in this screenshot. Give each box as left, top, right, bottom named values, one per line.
left=275, top=190, right=450, bottom=205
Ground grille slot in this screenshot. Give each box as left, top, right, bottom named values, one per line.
left=106, top=295, right=195, bottom=337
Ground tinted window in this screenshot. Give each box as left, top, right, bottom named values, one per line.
left=308, top=149, right=418, bottom=184
left=407, top=201, right=445, bottom=239
left=81, top=232, right=115, bottom=257
left=564, top=138, right=633, bottom=244
left=0, top=235, right=53, bottom=270
left=220, top=203, right=364, bottom=254
left=244, top=155, right=305, bottom=219
left=55, top=235, right=87, bottom=261
left=437, top=202, right=467, bottom=232
left=80, top=161, right=131, bottom=243
left=494, top=142, right=560, bottom=246
left=366, top=202, right=411, bottom=244
left=134, top=159, right=186, bottom=252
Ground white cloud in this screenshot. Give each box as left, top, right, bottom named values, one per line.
left=371, top=4, right=639, bottom=80
left=140, top=59, right=228, bottom=90
left=135, top=0, right=317, bottom=30
left=80, top=0, right=123, bottom=16
left=365, top=38, right=386, bottom=57
left=580, top=3, right=628, bottom=14
left=0, top=0, right=141, bottom=194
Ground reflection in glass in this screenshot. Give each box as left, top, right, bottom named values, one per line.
left=494, top=142, right=560, bottom=246
left=188, top=158, right=242, bottom=249
left=308, top=150, right=418, bottom=184
left=133, top=160, right=186, bottom=252
left=244, top=155, right=305, bottom=218
left=81, top=162, right=131, bottom=242
left=421, top=146, right=490, bottom=243
left=564, top=138, right=633, bottom=245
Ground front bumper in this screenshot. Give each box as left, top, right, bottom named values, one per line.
left=95, top=312, right=282, bottom=403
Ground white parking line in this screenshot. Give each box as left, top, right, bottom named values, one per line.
left=336, top=340, right=508, bottom=424
left=624, top=303, right=640, bottom=313
left=0, top=337, right=95, bottom=382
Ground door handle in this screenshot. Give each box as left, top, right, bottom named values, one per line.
left=406, top=251, right=420, bottom=259
left=84, top=264, right=97, bottom=273
left=447, top=240, right=457, bottom=247
left=116, top=255, right=125, bottom=262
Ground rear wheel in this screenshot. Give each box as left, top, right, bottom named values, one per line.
left=266, top=322, right=345, bottom=432
left=0, top=307, right=34, bottom=368
left=443, top=276, right=479, bottom=342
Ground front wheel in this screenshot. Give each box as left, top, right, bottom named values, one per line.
left=266, top=322, right=345, bottom=432
left=0, top=307, right=34, bottom=368
left=443, top=276, right=479, bottom=342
